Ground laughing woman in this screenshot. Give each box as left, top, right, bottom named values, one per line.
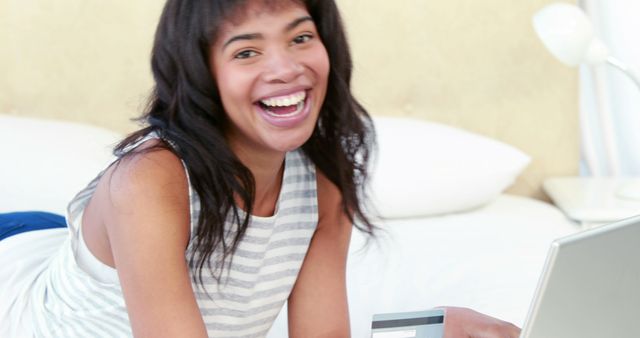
left=0, top=0, right=520, bottom=337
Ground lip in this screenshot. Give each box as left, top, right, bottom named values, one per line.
left=255, top=86, right=311, bottom=102
left=255, top=90, right=311, bottom=128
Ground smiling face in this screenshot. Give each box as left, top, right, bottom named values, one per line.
left=210, top=0, right=330, bottom=159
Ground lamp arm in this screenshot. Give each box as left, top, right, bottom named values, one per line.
left=604, top=56, right=640, bottom=199
left=606, top=57, right=640, bottom=91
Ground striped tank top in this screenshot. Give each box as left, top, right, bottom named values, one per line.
left=26, top=134, right=319, bottom=337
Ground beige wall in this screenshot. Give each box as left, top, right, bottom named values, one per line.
left=337, top=0, right=579, bottom=198
left=0, top=0, right=578, bottom=198
left=0, top=0, right=163, bottom=132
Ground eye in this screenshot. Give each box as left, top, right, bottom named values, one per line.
left=291, top=33, right=313, bottom=45
left=234, top=49, right=259, bottom=60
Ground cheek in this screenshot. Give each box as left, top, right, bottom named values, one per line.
left=314, top=47, right=331, bottom=84
left=215, top=67, right=253, bottom=111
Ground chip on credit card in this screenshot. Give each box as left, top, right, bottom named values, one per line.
left=371, top=309, right=445, bottom=338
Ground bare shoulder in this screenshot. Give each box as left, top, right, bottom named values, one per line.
left=315, top=169, right=350, bottom=231
left=90, top=139, right=191, bottom=248
left=316, top=169, right=340, bottom=208
left=105, top=141, right=188, bottom=212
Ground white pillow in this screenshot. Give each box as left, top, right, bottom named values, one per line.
left=0, top=114, right=123, bottom=214
left=367, top=117, right=530, bottom=218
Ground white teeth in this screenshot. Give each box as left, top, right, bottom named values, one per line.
left=260, top=91, right=306, bottom=107
left=264, top=100, right=305, bottom=118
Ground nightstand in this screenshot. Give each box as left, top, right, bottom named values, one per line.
left=543, top=177, right=640, bottom=228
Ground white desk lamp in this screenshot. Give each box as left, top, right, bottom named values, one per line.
left=532, top=3, right=640, bottom=93
left=533, top=3, right=640, bottom=182
left=533, top=3, right=640, bottom=225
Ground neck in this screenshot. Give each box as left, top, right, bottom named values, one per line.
left=230, top=144, right=286, bottom=217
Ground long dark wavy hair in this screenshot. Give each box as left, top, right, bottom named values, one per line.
left=115, top=0, right=375, bottom=284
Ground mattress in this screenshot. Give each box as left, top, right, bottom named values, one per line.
left=267, top=194, right=578, bottom=337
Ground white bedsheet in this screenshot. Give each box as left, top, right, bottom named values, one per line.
left=0, top=115, right=579, bottom=337
left=267, top=194, right=578, bottom=337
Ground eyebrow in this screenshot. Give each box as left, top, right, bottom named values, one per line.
left=222, top=15, right=314, bottom=50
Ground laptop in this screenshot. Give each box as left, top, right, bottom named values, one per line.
left=369, top=216, right=639, bottom=338
left=520, top=214, right=640, bottom=338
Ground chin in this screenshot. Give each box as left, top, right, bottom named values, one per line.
left=271, top=131, right=314, bottom=153
left=259, top=109, right=319, bottom=152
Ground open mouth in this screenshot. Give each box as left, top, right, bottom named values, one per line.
left=257, top=90, right=307, bottom=118
left=254, top=90, right=311, bottom=127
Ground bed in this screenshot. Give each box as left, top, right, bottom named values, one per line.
left=0, top=114, right=579, bottom=337
left=266, top=117, right=579, bottom=337
left=1, top=1, right=581, bottom=336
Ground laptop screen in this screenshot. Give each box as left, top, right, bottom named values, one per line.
left=520, top=215, right=640, bottom=338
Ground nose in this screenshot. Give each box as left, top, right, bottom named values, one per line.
left=262, top=50, right=304, bottom=83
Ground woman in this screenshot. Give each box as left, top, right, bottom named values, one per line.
left=0, top=0, right=520, bottom=337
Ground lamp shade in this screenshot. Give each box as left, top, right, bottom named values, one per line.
left=532, top=3, right=609, bottom=66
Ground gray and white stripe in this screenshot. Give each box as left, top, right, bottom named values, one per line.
left=28, top=135, right=318, bottom=338
left=190, top=150, right=318, bottom=337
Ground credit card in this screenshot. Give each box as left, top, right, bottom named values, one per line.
left=371, top=309, right=445, bottom=338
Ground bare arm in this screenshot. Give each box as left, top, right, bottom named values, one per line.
left=96, top=148, right=207, bottom=338
left=287, top=170, right=352, bottom=338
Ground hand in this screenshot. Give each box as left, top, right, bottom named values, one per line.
left=441, top=307, right=521, bottom=338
